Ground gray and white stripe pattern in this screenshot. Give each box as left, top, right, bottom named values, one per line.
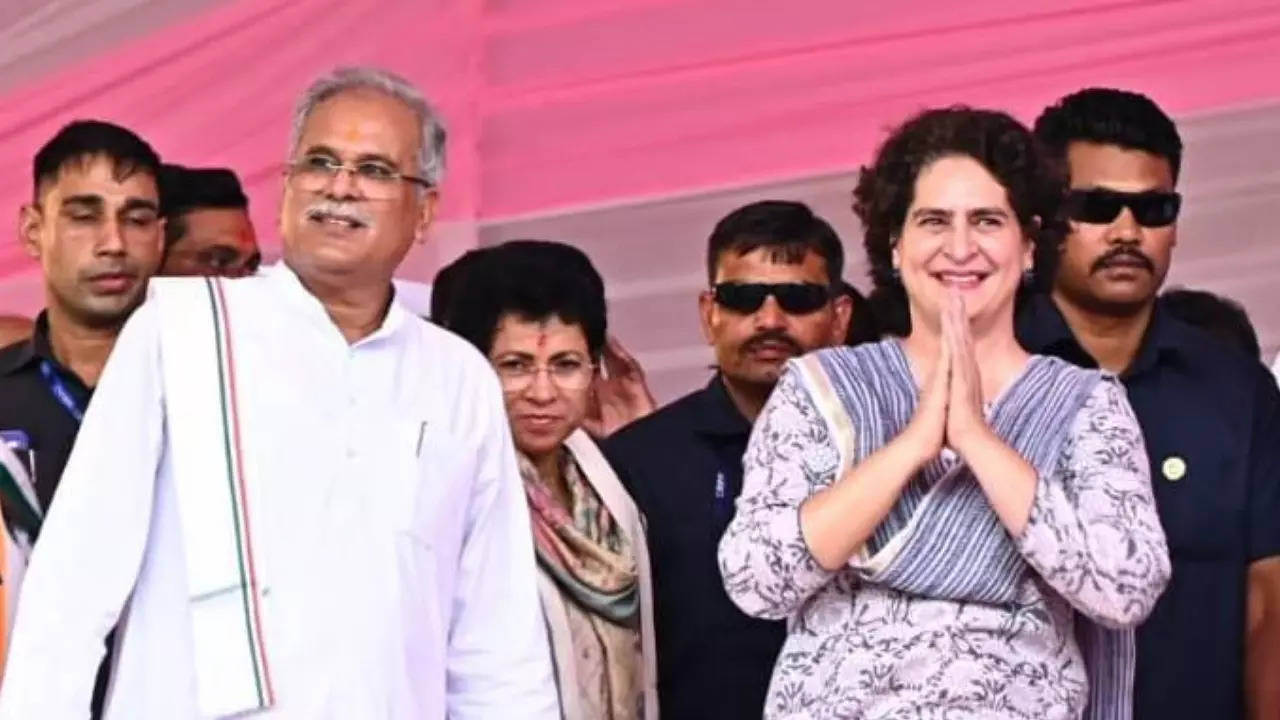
left=817, top=341, right=1100, bottom=605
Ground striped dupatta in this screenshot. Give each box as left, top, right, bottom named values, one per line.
left=791, top=339, right=1136, bottom=720
left=153, top=277, right=274, bottom=718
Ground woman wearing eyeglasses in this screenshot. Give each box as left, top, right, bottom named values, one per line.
left=717, top=107, right=1171, bottom=719
left=434, top=240, right=656, bottom=720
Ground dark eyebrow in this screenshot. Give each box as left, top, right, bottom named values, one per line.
left=60, top=195, right=104, bottom=211
left=910, top=207, right=952, bottom=221
left=968, top=207, right=1010, bottom=219
left=121, top=198, right=160, bottom=214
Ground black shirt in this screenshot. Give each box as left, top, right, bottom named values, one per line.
left=1018, top=295, right=1280, bottom=720
left=0, top=312, right=92, bottom=521
left=0, top=311, right=110, bottom=718
left=605, top=376, right=786, bottom=720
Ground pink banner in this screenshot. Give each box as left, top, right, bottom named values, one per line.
left=0, top=0, right=1278, bottom=282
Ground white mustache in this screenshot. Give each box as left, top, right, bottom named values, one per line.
left=304, top=201, right=372, bottom=229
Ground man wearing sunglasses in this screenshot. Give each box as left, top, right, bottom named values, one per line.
left=1019, top=87, right=1280, bottom=720
left=605, top=200, right=852, bottom=719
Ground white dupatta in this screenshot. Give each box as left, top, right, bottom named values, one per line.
left=153, top=277, right=275, bottom=718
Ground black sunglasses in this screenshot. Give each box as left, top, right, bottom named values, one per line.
left=1063, top=188, right=1181, bottom=228
left=712, top=282, right=832, bottom=315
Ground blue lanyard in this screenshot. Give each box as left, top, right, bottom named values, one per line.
left=39, top=360, right=85, bottom=423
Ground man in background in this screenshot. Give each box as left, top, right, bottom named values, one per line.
left=605, top=200, right=851, bottom=719
left=158, top=164, right=259, bottom=277
left=1159, top=286, right=1260, bottom=359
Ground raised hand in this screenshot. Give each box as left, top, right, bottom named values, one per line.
left=902, top=317, right=950, bottom=465
left=942, top=290, right=990, bottom=455
left=581, top=335, right=658, bottom=438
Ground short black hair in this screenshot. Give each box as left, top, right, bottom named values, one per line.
left=434, top=240, right=607, bottom=359
left=1160, top=287, right=1260, bottom=358
left=706, top=200, right=844, bottom=287
left=1033, top=87, right=1183, bottom=182
left=428, top=246, right=493, bottom=325
left=854, top=106, right=1065, bottom=336
left=32, top=120, right=161, bottom=201
left=159, top=164, right=250, bottom=248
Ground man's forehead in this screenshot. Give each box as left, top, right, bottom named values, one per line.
left=715, top=246, right=830, bottom=282
left=295, top=89, right=419, bottom=159
left=40, top=156, right=157, bottom=203
left=1066, top=141, right=1174, bottom=191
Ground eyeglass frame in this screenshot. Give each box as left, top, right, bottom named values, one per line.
left=492, top=357, right=599, bottom=393
left=282, top=153, right=434, bottom=197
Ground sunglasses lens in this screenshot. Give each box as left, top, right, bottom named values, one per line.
left=1130, top=193, right=1181, bottom=227
left=1066, top=189, right=1181, bottom=227
left=714, top=283, right=829, bottom=314
left=773, top=284, right=830, bottom=314
left=1067, top=190, right=1124, bottom=224
left=714, top=284, right=767, bottom=313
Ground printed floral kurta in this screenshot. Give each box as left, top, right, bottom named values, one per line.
left=718, top=359, right=1171, bottom=720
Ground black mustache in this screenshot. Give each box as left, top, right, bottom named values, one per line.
left=742, top=331, right=802, bottom=356
left=1091, top=248, right=1154, bottom=274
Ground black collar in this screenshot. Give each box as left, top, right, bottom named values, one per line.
left=1017, top=294, right=1183, bottom=377
left=0, top=311, right=56, bottom=377
left=693, top=374, right=753, bottom=438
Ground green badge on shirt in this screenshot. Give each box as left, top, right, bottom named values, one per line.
left=1161, top=455, right=1187, bottom=482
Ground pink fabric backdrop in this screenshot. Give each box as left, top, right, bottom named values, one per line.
left=0, top=0, right=1278, bottom=282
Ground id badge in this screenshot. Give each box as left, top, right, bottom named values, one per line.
left=1, top=428, right=37, bottom=483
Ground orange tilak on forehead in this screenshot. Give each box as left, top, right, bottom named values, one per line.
left=341, top=122, right=365, bottom=143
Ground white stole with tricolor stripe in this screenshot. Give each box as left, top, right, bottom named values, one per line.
left=153, top=277, right=275, bottom=718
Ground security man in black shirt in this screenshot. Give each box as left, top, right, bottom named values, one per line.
left=0, top=120, right=165, bottom=717
left=605, top=201, right=852, bottom=719
left=1020, top=88, right=1280, bottom=719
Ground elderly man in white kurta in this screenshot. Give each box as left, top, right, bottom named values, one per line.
left=0, top=67, right=559, bottom=720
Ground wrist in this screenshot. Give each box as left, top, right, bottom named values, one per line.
left=898, top=422, right=940, bottom=470
left=952, top=424, right=998, bottom=460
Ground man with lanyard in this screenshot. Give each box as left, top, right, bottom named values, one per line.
left=0, top=120, right=165, bottom=712
left=605, top=200, right=852, bottom=719
left=1019, top=87, right=1280, bottom=719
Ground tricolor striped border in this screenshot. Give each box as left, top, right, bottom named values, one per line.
left=205, top=277, right=275, bottom=708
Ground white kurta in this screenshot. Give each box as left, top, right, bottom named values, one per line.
left=0, top=264, right=560, bottom=720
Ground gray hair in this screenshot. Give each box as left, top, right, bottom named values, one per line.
left=289, top=66, right=447, bottom=186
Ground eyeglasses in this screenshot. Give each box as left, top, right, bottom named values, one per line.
left=285, top=154, right=433, bottom=199
left=493, top=356, right=596, bottom=393
left=712, top=282, right=832, bottom=315
left=1063, top=188, right=1181, bottom=228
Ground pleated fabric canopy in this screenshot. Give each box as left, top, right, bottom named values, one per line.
left=1, top=0, right=1277, bottom=397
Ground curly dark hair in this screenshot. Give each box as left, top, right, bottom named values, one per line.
left=1033, top=87, right=1182, bottom=182
left=853, top=106, right=1065, bottom=336
left=432, top=239, right=607, bottom=359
